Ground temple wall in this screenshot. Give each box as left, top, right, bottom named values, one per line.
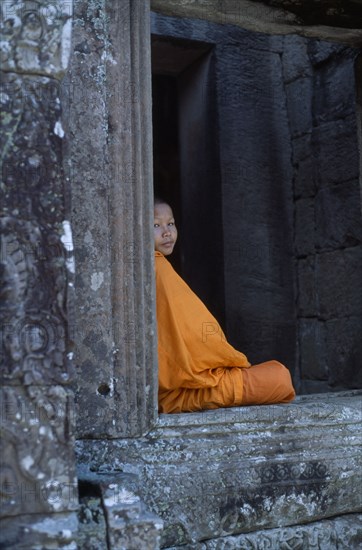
left=0, top=1, right=78, bottom=547
left=283, top=37, right=362, bottom=392
left=2, top=1, right=361, bottom=548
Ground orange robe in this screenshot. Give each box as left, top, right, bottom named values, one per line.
left=155, top=252, right=295, bottom=413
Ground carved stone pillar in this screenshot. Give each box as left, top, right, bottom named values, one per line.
left=0, top=1, right=78, bottom=547
left=62, top=0, right=157, bottom=438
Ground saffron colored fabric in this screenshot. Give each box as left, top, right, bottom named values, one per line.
left=155, top=252, right=295, bottom=413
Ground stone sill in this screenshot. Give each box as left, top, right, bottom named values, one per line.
left=77, top=390, right=362, bottom=547
left=155, top=389, right=362, bottom=433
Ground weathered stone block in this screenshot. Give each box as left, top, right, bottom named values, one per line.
left=297, top=256, right=317, bottom=317
left=308, top=40, right=352, bottom=66
left=299, top=379, right=332, bottom=395
left=313, top=55, right=356, bottom=125
left=316, top=247, right=362, bottom=319
left=77, top=496, right=108, bottom=549
left=315, top=181, right=362, bottom=250
left=325, top=317, right=362, bottom=389
left=292, top=132, right=312, bottom=165
left=295, top=198, right=315, bottom=256
left=293, top=149, right=318, bottom=198
left=60, top=1, right=117, bottom=438
left=227, top=315, right=296, bottom=374
left=76, top=469, right=163, bottom=549
left=316, top=116, right=359, bottom=187
left=76, top=392, right=362, bottom=548
left=298, top=247, right=362, bottom=321
left=0, top=0, right=72, bottom=78
left=299, top=319, right=327, bottom=381
left=103, top=483, right=163, bottom=550
left=0, top=385, right=77, bottom=517
left=285, top=76, right=313, bottom=137
left=0, top=512, right=78, bottom=549
left=282, top=35, right=312, bottom=83
left=167, top=513, right=362, bottom=550
left=0, top=71, right=75, bottom=387
left=63, top=0, right=158, bottom=439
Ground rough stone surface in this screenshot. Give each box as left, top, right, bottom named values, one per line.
left=285, top=76, right=313, bottom=136
left=76, top=392, right=362, bottom=548
left=76, top=469, right=163, bottom=549
left=282, top=34, right=312, bottom=83
left=293, top=145, right=318, bottom=199
left=297, top=256, right=317, bottom=317
left=297, top=315, right=362, bottom=391
left=296, top=246, right=362, bottom=392
left=0, top=385, right=77, bottom=517
left=0, top=210, right=74, bottom=387
left=295, top=198, right=315, bottom=257
left=103, top=483, right=163, bottom=550
left=62, top=0, right=158, bottom=439
left=316, top=246, right=362, bottom=319
left=315, top=181, right=362, bottom=250
left=0, top=0, right=72, bottom=78
left=298, top=319, right=328, bottom=381
left=0, top=0, right=78, bottom=545
left=0, top=512, right=78, bottom=549
left=1, top=3, right=75, bottom=386
left=151, top=0, right=362, bottom=44
left=77, top=496, right=108, bottom=549
left=325, top=317, right=362, bottom=389
left=283, top=34, right=362, bottom=392
left=61, top=0, right=117, bottom=437
left=308, top=40, right=355, bottom=65
left=316, top=115, right=360, bottom=188
left=312, top=54, right=356, bottom=125
left=167, top=513, right=362, bottom=549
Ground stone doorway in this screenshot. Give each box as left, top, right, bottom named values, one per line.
left=152, top=35, right=226, bottom=323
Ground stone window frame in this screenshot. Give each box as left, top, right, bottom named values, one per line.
left=70, top=1, right=362, bottom=440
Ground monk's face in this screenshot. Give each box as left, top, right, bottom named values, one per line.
left=154, top=203, right=178, bottom=256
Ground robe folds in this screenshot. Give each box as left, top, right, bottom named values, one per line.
left=155, top=252, right=295, bottom=413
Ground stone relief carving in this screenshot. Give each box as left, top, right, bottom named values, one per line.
left=0, top=217, right=73, bottom=385
left=1, top=72, right=64, bottom=221
left=0, top=0, right=76, bottom=544
left=0, top=27, right=75, bottom=385
left=188, top=515, right=362, bottom=549
left=0, top=0, right=72, bottom=77
left=0, top=385, right=77, bottom=517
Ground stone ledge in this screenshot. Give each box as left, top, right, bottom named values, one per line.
left=167, top=513, right=362, bottom=550
left=156, top=390, right=361, bottom=430
left=0, top=512, right=78, bottom=549
left=76, top=391, right=362, bottom=547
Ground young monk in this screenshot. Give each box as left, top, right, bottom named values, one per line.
left=154, top=198, right=296, bottom=413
